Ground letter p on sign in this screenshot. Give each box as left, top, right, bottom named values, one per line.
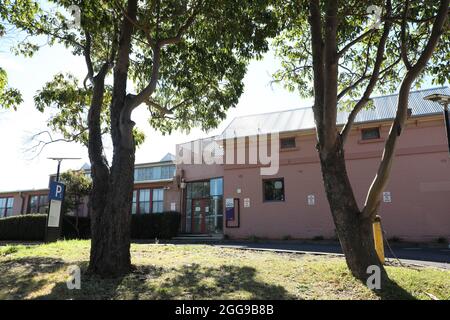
left=49, top=181, right=65, bottom=201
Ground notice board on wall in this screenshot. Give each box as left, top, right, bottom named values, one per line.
left=226, top=198, right=240, bottom=228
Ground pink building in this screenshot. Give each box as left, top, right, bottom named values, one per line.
left=1, top=87, right=449, bottom=242
left=176, top=87, right=450, bottom=242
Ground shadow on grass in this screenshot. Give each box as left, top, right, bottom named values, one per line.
left=24, top=261, right=296, bottom=300
left=371, top=276, right=417, bottom=300
left=0, top=256, right=417, bottom=300
left=153, top=263, right=297, bottom=299
left=0, top=257, right=67, bottom=299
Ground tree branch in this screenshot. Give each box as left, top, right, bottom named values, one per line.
left=337, top=28, right=376, bottom=58
left=25, top=130, right=85, bottom=159
left=157, top=0, right=203, bottom=47
left=309, top=0, right=325, bottom=145
left=340, top=0, right=393, bottom=143
left=400, top=0, right=412, bottom=70
left=128, top=0, right=203, bottom=111
left=362, top=0, right=449, bottom=219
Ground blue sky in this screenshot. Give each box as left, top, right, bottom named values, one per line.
left=0, top=4, right=446, bottom=192
left=0, top=39, right=306, bottom=191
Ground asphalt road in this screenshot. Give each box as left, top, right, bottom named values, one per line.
left=214, top=241, right=450, bottom=269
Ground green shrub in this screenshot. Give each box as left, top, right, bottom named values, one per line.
left=0, top=214, right=46, bottom=241
left=0, top=211, right=181, bottom=241
left=62, top=216, right=91, bottom=239
left=131, top=211, right=180, bottom=239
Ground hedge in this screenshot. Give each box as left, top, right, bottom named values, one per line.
left=0, top=214, right=47, bottom=241
left=0, top=212, right=181, bottom=241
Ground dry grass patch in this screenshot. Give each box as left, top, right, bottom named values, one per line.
left=0, top=240, right=448, bottom=300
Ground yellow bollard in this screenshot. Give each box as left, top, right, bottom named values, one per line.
left=372, top=215, right=385, bottom=264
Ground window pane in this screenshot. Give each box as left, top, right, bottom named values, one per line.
left=210, top=178, right=223, bottom=196
left=7, top=197, right=14, bottom=209
left=132, top=190, right=137, bottom=214
left=5, top=208, right=13, bottom=217
left=0, top=198, right=6, bottom=209
left=280, top=137, right=296, bottom=149
left=152, top=166, right=161, bottom=180
left=139, top=189, right=150, bottom=201
left=153, top=201, right=163, bottom=213
left=161, top=165, right=175, bottom=179
left=361, top=128, right=380, bottom=140
left=135, top=167, right=151, bottom=181
left=29, top=196, right=38, bottom=213
left=39, top=195, right=48, bottom=206
left=153, top=189, right=164, bottom=201
left=142, top=202, right=151, bottom=214
left=263, top=179, right=285, bottom=201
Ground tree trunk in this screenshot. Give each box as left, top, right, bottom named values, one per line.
left=88, top=100, right=135, bottom=277
left=319, top=141, right=385, bottom=281
left=88, top=0, right=137, bottom=277
left=87, top=74, right=113, bottom=275
left=88, top=140, right=134, bottom=277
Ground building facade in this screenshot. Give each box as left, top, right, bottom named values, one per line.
left=1, top=88, right=449, bottom=242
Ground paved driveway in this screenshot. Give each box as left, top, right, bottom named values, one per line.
left=214, top=241, right=450, bottom=269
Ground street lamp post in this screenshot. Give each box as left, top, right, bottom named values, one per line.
left=48, top=157, right=82, bottom=181
left=423, top=94, right=450, bottom=156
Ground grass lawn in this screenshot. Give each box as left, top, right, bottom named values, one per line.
left=0, top=240, right=448, bottom=300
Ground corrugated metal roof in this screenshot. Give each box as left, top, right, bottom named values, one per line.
left=222, top=87, right=450, bottom=138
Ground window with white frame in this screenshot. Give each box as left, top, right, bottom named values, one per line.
left=134, top=165, right=175, bottom=182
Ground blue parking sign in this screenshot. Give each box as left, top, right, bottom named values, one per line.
left=49, top=181, right=65, bottom=201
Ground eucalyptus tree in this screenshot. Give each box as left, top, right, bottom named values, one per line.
left=0, top=0, right=39, bottom=110
left=273, top=0, right=449, bottom=281
left=6, top=0, right=278, bottom=276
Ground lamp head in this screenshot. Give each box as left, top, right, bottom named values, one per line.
left=424, top=94, right=450, bottom=105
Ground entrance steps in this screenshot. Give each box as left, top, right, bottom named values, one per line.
left=171, top=233, right=224, bottom=242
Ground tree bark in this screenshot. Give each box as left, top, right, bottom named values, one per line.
left=309, top=0, right=385, bottom=282
left=362, top=0, right=449, bottom=218
left=88, top=0, right=137, bottom=277
left=87, top=72, right=112, bottom=274
left=319, top=140, right=384, bottom=281
left=308, top=0, right=448, bottom=283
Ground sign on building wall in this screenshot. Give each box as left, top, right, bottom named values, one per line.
left=307, top=195, right=315, bottom=206
left=383, top=192, right=392, bottom=203
left=225, top=198, right=234, bottom=208
left=170, top=202, right=176, bottom=211
left=244, top=198, right=250, bottom=208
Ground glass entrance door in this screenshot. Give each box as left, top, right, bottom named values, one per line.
left=185, top=178, right=223, bottom=234
left=191, top=198, right=210, bottom=233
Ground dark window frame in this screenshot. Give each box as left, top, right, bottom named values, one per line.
left=361, top=127, right=381, bottom=140
left=0, top=197, right=14, bottom=217
left=27, top=195, right=49, bottom=214
left=280, top=137, right=297, bottom=149
left=262, top=178, right=285, bottom=202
